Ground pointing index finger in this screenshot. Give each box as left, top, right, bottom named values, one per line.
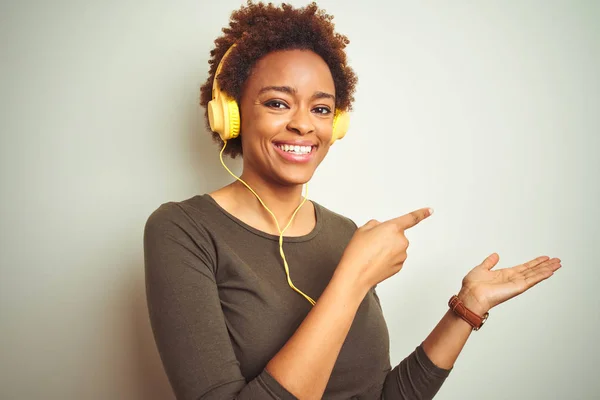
left=392, top=208, right=433, bottom=231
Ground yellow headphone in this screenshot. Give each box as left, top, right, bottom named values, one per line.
left=207, top=44, right=350, bottom=144
left=207, top=44, right=350, bottom=306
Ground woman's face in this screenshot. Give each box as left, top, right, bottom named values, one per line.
left=238, top=49, right=336, bottom=187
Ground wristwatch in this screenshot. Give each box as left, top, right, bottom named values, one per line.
left=448, top=295, right=489, bottom=331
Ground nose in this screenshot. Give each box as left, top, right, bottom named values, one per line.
left=286, top=107, right=315, bottom=136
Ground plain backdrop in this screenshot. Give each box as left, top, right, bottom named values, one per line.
left=1, top=0, right=599, bottom=399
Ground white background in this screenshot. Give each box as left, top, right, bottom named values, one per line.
left=1, top=0, right=598, bottom=399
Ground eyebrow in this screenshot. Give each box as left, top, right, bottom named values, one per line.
left=258, top=85, right=335, bottom=101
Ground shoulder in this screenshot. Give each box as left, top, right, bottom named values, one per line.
left=144, top=195, right=217, bottom=241
left=143, top=195, right=219, bottom=270
left=146, top=194, right=213, bottom=224
left=312, top=201, right=358, bottom=234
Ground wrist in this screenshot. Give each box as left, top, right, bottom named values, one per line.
left=457, top=287, right=489, bottom=316
left=448, top=293, right=490, bottom=331
left=332, top=262, right=371, bottom=301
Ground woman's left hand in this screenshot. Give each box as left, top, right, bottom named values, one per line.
left=457, top=253, right=562, bottom=316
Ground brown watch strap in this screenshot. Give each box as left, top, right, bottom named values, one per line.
left=448, top=295, right=489, bottom=331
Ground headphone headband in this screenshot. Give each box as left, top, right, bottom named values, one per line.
left=212, top=44, right=237, bottom=98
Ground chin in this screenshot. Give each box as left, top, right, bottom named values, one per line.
left=273, top=168, right=316, bottom=187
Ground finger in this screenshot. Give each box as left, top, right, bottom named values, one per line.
left=522, top=258, right=561, bottom=280
left=522, top=258, right=560, bottom=276
left=391, top=208, right=433, bottom=231
left=390, top=261, right=404, bottom=275
left=523, top=265, right=558, bottom=288
left=479, top=253, right=500, bottom=270
left=397, top=251, right=408, bottom=265
left=548, top=260, right=562, bottom=272
left=362, top=219, right=380, bottom=229
left=514, top=256, right=551, bottom=273
left=522, top=262, right=561, bottom=286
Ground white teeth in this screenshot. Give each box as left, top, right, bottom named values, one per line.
left=276, top=144, right=313, bottom=154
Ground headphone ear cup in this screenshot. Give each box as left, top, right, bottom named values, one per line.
left=207, top=98, right=224, bottom=137
left=330, top=111, right=350, bottom=144
left=208, top=93, right=241, bottom=141
left=225, top=98, right=241, bottom=140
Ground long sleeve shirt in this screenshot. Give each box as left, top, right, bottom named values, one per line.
left=143, top=194, right=451, bottom=399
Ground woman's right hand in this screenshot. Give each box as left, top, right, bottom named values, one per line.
left=337, top=208, right=433, bottom=292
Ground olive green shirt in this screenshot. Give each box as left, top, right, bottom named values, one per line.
left=144, top=194, right=450, bottom=399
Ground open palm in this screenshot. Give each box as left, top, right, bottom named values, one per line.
left=459, top=253, right=562, bottom=315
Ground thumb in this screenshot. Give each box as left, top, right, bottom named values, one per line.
left=362, top=219, right=380, bottom=229
left=480, top=253, right=500, bottom=270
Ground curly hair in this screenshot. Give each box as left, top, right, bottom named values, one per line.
left=199, top=1, right=358, bottom=158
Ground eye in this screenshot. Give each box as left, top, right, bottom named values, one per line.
left=264, top=100, right=289, bottom=109
left=312, top=106, right=332, bottom=115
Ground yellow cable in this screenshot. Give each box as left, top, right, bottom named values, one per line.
left=219, top=141, right=316, bottom=306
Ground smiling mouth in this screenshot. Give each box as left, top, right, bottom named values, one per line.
left=274, top=143, right=316, bottom=155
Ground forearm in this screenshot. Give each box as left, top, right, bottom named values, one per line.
left=265, top=268, right=368, bottom=400
left=421, top=290, right=484, bottom=369
left=421, top=310, right=473, bottom=369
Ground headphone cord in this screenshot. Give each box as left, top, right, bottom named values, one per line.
left=219, top=140, right=316, bottom=306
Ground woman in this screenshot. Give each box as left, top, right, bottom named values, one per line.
left=144, top=2, right=561, bottom=399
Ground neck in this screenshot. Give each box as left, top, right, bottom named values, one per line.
left=234, top=170, right=307, bottom=232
